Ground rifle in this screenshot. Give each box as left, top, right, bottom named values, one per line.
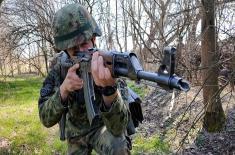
left=71, top=47, right=190, bottom=126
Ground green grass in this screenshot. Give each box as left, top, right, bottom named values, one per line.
left=0, top=76, right=166, bottom=154
left=0, top=77, right=42, bottom=105
left=0, top=76, right=66, bottom=154
left=132, top=134, right=170, bottom=154
left=127, top=80, right=149, bottom=98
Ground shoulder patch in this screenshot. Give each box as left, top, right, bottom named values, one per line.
left=40, top=84, right=53, bottom=97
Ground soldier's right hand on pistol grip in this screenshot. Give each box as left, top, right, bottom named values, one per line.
left=60, top=64, right=83, bottom=101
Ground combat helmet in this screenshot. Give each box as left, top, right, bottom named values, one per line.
left=52, top=4, right=102, bottom=51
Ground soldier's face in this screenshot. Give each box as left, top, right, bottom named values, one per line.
left=67, top=37, right=96, bottom=58
left=78, top=39, right=94, bottom=51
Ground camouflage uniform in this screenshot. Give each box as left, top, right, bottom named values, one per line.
left=38, top=4, right=131, bottom=155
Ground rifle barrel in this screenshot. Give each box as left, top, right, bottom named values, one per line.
left=137, top=71, right=190, bottom=92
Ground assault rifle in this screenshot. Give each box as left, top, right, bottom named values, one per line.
left=71, top=47, right=190, bottom=126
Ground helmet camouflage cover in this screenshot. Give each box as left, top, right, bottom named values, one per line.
left=53, top=4, right=102, bottom=51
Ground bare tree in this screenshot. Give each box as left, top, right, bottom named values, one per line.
left=126, top=0, right=195, bottom=71
left=115, top=0, right=123, bottom=52
left=0, top=0, right=56, bottom=76
left=201, top=0, right=225, bottom=132
left=97, top=0, right=114, bottom=50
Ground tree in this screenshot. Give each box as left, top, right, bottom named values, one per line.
left=201, top=0, right=225, bottom=132
left=0, top=0, right=56, bottom=76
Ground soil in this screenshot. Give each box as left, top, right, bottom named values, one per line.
left=136, top=86, right=235, bottom=155
left=0, top=137, right=10, bottom=154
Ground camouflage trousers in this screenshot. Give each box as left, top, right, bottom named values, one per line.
left=67, top=126, right=131, bottom=155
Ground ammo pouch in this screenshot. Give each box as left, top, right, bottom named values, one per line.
left=126, top=88, right=143, bottom=135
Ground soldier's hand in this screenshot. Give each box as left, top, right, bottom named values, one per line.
left=91, top=52, right=117, bottom=106
left=60, top=64, right=83, bottom=100
left=91, top=52, right=115, bottom=87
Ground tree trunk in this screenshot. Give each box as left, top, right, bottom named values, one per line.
left=115, top=0, right=122, bottom=52
left=175, top=36, right=183, bottom=75
left=229, top=46, right=235, bottom=91
left=0, top=0, right=3, bottom=6
left=17, top=55, right=21, bottom=75
left=0, top=58, right=3, bottom=76
left=28, top=44, right=32, bottom=73
left=9, top=52, right=14, bottom=77
left=37, top=42, right=41, bottom=76
left=42, top=39, right=49, bottom=74
left=121, top=0, right=128, bottom=52
left=201, top=0, right=225, bottom=132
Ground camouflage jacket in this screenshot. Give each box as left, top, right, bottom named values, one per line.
left=38, top=51, right=130, bottom=139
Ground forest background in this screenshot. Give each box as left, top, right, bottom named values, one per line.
left=0, top=0, right=234, bottom=154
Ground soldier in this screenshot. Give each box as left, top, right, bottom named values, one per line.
left=38, top=4, right=131, bottom=155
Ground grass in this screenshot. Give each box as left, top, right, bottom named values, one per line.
left=0, top=76, right=66, bottom=154
left=127, top=80, right=150, bottom=98
left=0, top=77, right=41, bottom=105
left=132, top=134, right=170, bottom=154
left=0, top=76, right=167, bottom=154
